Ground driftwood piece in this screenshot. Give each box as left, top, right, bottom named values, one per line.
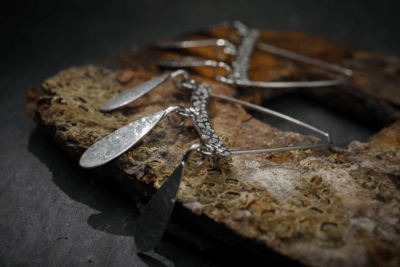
left=26, top=25, right=400, bottom=267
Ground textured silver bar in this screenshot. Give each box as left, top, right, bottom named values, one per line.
left=231, top=29, right=260, bottom=82
left=190, top=83, right=231, bottom=157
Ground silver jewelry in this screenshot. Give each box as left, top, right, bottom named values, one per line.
left=151, top=21, right=354, bottom=88
left=79, top=69, right=331, bottom=252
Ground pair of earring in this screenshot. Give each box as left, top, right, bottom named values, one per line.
left=150, top=21, right=354, bottom=89
left=79, top=69, right=331, bottom=252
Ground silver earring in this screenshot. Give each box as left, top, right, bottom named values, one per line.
left=150, top=21, right=354, bottom=88
left=79, top=69, right=331, bottom=252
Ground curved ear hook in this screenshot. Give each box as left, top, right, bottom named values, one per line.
left=256, top=43, right=353, bottom=77
left=149, top=38, right=237, bottom=60
left=208, top=93, right=331, bottom=155
left=243, top=42, right=354, bottom=88
left=156, top=58, right=234, bottom=84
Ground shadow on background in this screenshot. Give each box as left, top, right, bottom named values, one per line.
left=138, top=253, right=168, bottom=267
left=28, top=126, right=305, bottom=267
left=28, top=126, right=139, bottom=237
left=152, top=232, right=305, bottom=267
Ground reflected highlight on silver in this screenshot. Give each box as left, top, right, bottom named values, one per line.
left=100, top=74, right=171, bottom=112
left=79, top=110, right=166, bottom=168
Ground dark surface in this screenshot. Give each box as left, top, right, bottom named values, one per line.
left=1, top=0, right=399, bottom=266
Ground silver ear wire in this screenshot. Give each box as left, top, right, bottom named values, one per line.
left=149, top=38, right=237, bottom=56
left=151, top=21, right=354, bottom=89
left=157, top=58, right=234, bottom=84
left=207, top=93, right=331, bottom=155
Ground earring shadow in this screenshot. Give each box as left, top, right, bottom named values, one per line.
left=27, top=125, right=305, bottom=267
left=27, top=126, right=139, bottom=237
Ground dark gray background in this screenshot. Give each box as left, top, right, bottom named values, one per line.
left=1, top=0, right=399, bottom=266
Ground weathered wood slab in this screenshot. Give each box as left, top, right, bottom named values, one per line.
left=26, top=25, right=400, bottom=267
